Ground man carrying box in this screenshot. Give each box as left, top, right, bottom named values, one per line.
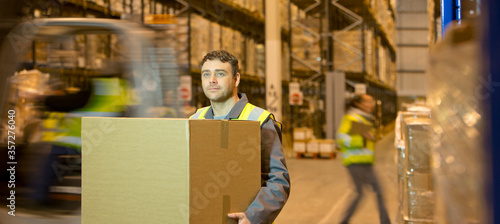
left=190, top=50, right=290, bottom=224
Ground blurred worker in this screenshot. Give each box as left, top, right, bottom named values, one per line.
left=336, top=94, right=390, bottom=224
left=32, top=76, right=127, bottom=206
left=190, top=50, right=290, bottom=224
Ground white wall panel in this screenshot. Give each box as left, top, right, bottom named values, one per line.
left=397, top=72, right=428, bottom=96
left=397, top=30, right=429, bottom=45
left=396, top=0, right=427, bottom=12
left=397, top=13, right=429, bottom=29
left=397, top=47, right=428, bottom=70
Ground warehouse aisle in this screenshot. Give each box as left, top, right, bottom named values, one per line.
left=0, top=132, right=397, bottom=224
left=276, top=131, right=398, bottom=224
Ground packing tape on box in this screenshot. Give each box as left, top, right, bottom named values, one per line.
left=223, top=195, right=232, bottom=224
left=221, top=121, right=229, bottom=149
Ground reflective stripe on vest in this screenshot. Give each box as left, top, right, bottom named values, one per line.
left=348, top=113, right=369, bottom=124
left=42, top=112, right=67, bottom=142
left=189, top=103, right=274, bottom=127
left=189, top=106, right=210, bottom=119
left=231, top=103, right=271, bottom=127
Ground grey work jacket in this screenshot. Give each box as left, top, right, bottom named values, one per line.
left=193, top=93, right=290, bottom=224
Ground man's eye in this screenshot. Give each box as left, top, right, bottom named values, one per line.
left=216, top=72, right=225, bottom=77
left=202, top=73, right=210, bottom=77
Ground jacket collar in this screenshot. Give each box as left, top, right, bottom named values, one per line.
left=348, top=107, right=375, bottom=122
left=204, top=93, right=248, bottom=119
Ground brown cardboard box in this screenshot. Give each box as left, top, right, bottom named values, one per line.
left=81, top=118, right=261, bottom=224
left=403, top=118, right=431, bottom=172
left=318, top=139, right=336, bottom=154
left=293, top=141, right=307, bottom=153
left=306, top=139, right=320, bottom=153
left=293, top=127, right=313, bottom=141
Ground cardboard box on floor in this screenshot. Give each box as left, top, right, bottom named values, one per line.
left=81, top=118, right=261, bottom=224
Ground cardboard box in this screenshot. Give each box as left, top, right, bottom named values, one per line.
left=403, top=118, right=431, bottom=172
left=293, top=141, right=307, bottom=153
left=82, top=118, right=261, bottom=224
left=293, top=127, right=313, bottom=141
left=406, top=171, right=433, bottom=192
left=406, top=190, right=435, bottom=220
left=318, top=139, right=336, bottom=154
left=306, top=140, right=320, bottom=153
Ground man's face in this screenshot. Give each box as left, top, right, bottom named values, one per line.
left=356, top=95, right=376, bottom=113
left=201, top=59, right=239, bottom=103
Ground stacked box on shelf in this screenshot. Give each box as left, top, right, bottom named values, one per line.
left=210, top=21, right=221, bottom=51
left=396, top=112, right=431, bottom=177
left=291, top=18, right=321, bottom=72
left=333, top=30, right=363, bottom=73
left=318, top=139, right=335, bottom=154
left=407, top=190, right=435, bottom=220
left=232, top=31, right=241, bottom=63
left=319, top=139, right=336, bottom=159
left=293, top=127, right=313, bottom=156
left=364, top=29, right=375, bottom=77
left=403, top=119, right=431, bottom=172
left=404, top=171, right=434, bottom=220
left=306, top=139, right=319, bottom=154
left=175, top=16, right=189, bottom=70
left=250, top=0, right=263, bottom=17
left=110, top=1, right=123, bottom=14
left=293, top=127, right=313, bottom=140
left=378, top=46, right=387, bottom=83
left=395, top=111, right=431, bottom=223
left=256, top=44, right=265, bottom=77
left=189, top=14, right=210, bottom=70
left=222, top=26, right=233, bottom=52
left=245, top=37, right=256, bottom=76
left=401, top=117, right=435, bottom=223
left=234, top=0, right=245, bottom=9
left=280, top=0, right=289, bottom=33
left=378, top=0, right=395, bottom=42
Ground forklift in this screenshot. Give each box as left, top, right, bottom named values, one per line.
left=0, top=18, right=172, bottom=215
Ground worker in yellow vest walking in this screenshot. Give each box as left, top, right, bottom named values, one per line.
left=190, top=50, right=290, bottom=224
left=336, top=94, right=391, bottom=224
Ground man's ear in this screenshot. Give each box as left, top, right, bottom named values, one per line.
left=234, top=72, right=241, bottom=88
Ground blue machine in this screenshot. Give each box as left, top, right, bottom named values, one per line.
left=441, top=0, right=461, bottom=35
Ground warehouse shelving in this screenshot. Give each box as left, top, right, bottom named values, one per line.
left=2, top=0, right=397, bottom=139
left=289, top=0, right=397, bottom=138
left=16, top=0, right=290, bottom=117
left=60, top=0, right=121, bottom=18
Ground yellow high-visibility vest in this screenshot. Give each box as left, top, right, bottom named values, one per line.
left=52, top=78, right=127, bottom=151
left=336, top=112, right=375, bottom=166
left=190, top=103, right=281, bottom=130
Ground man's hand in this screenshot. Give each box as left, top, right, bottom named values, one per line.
left=228, top=212, right=251, bottom=224
left=362, top=132, right=375, bottom=141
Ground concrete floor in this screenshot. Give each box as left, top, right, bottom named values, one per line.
left=275, top=131, right=398, bottom=224
left=0, top=132, right=398, bottom=224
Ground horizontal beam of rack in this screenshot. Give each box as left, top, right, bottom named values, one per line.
left=61, top=0, right=121, bottom=18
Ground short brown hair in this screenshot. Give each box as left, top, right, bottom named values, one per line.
left=200, top=50, right=239, bottom=76
left=350, top=94, right=373, bottom=108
